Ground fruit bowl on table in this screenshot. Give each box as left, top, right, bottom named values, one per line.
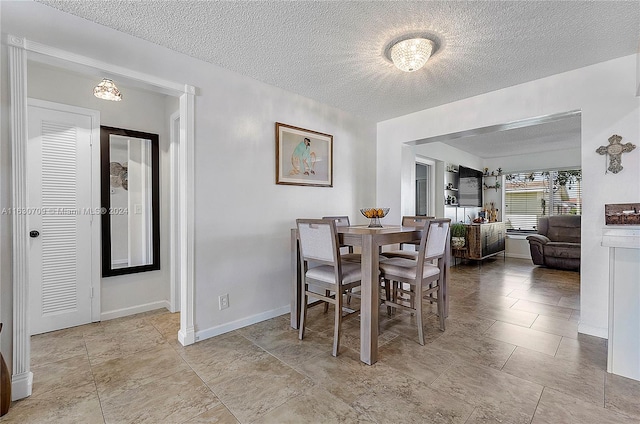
left=360, top=208, right=390, bottom=228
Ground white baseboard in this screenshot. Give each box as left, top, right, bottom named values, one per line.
left=11, top=371, right=32, bottom=400
left=578, top=322, right=608, bottom=339
left=100, top=300, right=170, bottom=321
left=195, top=305, right=290, bottom=342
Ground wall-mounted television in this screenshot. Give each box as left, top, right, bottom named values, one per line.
left=458, top=166, right=483, bottom=207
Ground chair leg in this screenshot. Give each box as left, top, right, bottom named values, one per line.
left=415, top=283, right=424, bottom=345
left=346, top=288, right=352, bottom=305
left=406, top=283, right=415, bottom=315
left=384, top=279, right=392, bottom=316
left=324, top=290, right=330, bottom=313
left=333, top=288, right=343, bottom=357
left=299, top=291, right=308, bottom=340
left=437, top=281, right=446, bottom=331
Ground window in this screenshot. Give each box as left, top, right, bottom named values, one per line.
left=504, top=169, right=581, bottom=232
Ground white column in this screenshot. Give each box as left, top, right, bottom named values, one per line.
left=602, top=228, right=640, bottom=381
left=8, top=35, right=33, bottom=400
left=178, top=88, right=196, bottom=346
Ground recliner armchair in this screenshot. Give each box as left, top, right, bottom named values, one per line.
left=527, top=215, right=581, bottom=271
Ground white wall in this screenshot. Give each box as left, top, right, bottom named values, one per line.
left=483, top=147, right=581, bottom=173
left=506, top=235, right=531, bottom=260
left=378, top=54, right=640, bottom=339
left=1, top=2, right=377, bottom=345
left=636, top=41, right=640, bottom=96
left=27, top=63, right=172, bottom=319
left=412, top=141, right=484, bottom=221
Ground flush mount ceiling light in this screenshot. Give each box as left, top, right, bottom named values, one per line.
left=389, top=37, right=434, bottom=72
left=93, top=78, right=122, bottom=101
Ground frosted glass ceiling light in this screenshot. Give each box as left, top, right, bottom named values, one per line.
left=93, top=78, right=122, bottom=101
left=390, top=38, right=434, bottom=72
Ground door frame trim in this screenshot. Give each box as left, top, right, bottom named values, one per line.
left=7, top=35, right=197, bottom=400
left=27, top=98, right=102, bottom=327
left=169, top=111, right=180, bottom=313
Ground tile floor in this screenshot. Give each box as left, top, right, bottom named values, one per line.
left=3, top=258, right=640, bottom=423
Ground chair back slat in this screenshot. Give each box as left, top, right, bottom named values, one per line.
left=402, top=215, right=434, bottom=227
left=322, top=216, right=351, bottom=227
left=297, top=219, right=338, bottom=263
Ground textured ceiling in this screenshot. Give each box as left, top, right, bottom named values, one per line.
left=432, top=114, right=582, bottom=159
left=37, top=0, right=640, bottom=123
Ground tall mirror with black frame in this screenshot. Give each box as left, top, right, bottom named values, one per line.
left=101, top=126, right=160, bottom=277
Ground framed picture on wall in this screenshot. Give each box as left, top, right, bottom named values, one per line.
left=276, top=122, right=333, bottom=187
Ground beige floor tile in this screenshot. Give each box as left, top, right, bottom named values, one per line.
left=30, top=354, right=93, bottom=398
left=430, top=361, right=543, bottom=419
left=296, top=348, right=409, bottom=405
left=484, top=321, right=561, bottom=356
left=145, top=311, right=181, bottom=340
left=532, top=387, right=636, bottom=424
left=508, top=289, right=561, bottom=306
left=30, top=328, right=87, bottom=367
left=555, top=334, right=608, bottom=370
left=604, top=373, right=640, bottom=420
left=378, top=336, right=455, bottom=385
left=254, top=385, right=375, bottom=424
left=100, top=370, right=220, bottom=424
left=1, top=382, right=103, bottom=424
left=531, top=315, right=579, bottom=338
left=179, top=333, right=269, bottom=383
left=352, top=378, right=476, bottom=424
left=204, top=354, right=312, bottom=423
left=336, top=315, right=399, bottom=351
left=443, top=313, right=497, bottom=335
left=465, top=405, right=535, bottom=424
left=83, top=313, right=160, bottom=337
left=450, top=303, right=539, bottom=327
left=241, top=313, right=336, bottom=365
left=266, top=328, right=337, bottom=367
left=511, top=298, right=574, bottom=319
left=92, top=343, right=192, bottom=401
left=182, top=403, right=239, bottom=423
left=503, top=347, right=605, bottom=406
left=451, top=292, right=519, bottom=308
left=84, top=324, right=168, bottom=366
left=427, top=329, right=517, bottom=369
left=558, top=294, right=581, bottom=309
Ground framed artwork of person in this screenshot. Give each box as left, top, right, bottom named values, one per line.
left=276, top=122, right=333, bottom=187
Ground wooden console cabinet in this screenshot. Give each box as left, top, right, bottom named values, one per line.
left=455, top=222, right=506, bottom=261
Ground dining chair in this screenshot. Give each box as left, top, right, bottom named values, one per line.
left=382, top=216, right=435, bottom=260
left=379, top=218, right=451, bottom=345
left=297, top=218, right=362, bottom=356
left=322, top=216, right=361, bottom=305
left=322, top=216, right=361, bottom=262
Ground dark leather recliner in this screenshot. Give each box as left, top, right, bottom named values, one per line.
left=527, top=215, right=581, bottom=271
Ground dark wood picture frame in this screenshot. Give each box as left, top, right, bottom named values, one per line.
left=100, top=126, right=160, bottom=277
left=276, top=122, right=333, bottom=187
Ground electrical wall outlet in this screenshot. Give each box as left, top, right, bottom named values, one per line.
left=219, top=294, right=229, bottom=310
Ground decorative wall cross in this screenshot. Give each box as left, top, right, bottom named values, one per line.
left=596, top=134, right=636, bottom=174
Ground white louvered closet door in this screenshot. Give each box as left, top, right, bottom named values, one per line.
left=28, top=104, right=94, bottom=335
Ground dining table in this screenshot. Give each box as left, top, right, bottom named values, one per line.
left=290, top=224, right=450, bottom=365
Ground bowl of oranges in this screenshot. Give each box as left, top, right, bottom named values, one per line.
left=360, top=208, right=390, bottom=228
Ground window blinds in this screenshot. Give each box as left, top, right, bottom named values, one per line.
left=504, top=170, right=582, bottom=232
